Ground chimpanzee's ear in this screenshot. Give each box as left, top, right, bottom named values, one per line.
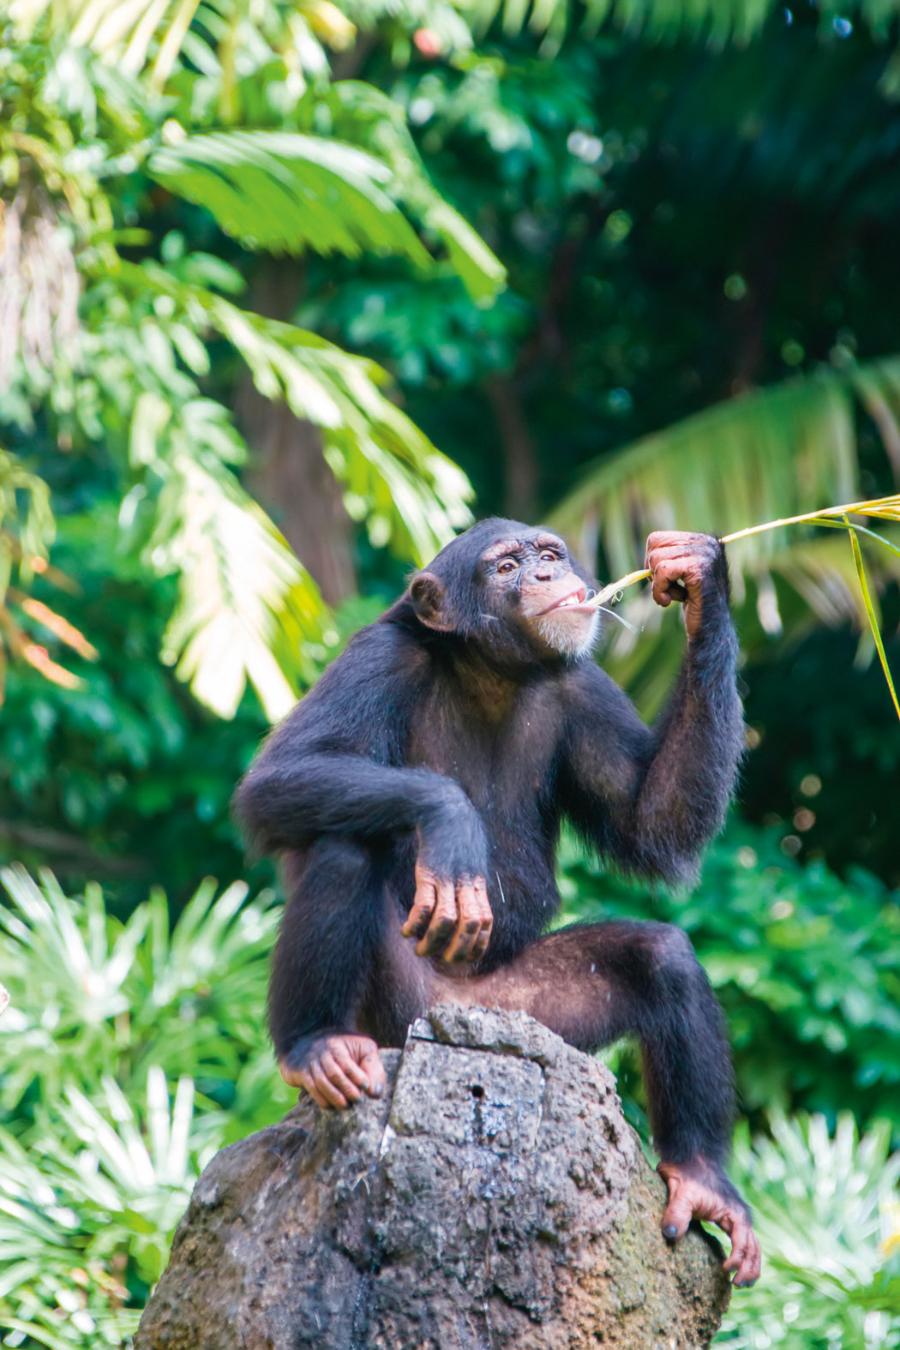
left=409, top=572, right=456, bottom=632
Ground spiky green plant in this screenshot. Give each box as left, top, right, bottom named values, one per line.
left=718, top=1113, right=899, bottom=1349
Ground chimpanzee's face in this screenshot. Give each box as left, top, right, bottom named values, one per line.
left=479, top=529, right=599, bottom=659
left=408, top=519, right=600, bottom=665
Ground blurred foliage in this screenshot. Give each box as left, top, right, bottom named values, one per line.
left=739, top=602, right=900, bottom=886
left=0, top=867, right=290, bottom=1345
left=720, top=1114, right=899, bottom=1349
left=0, top=503, right=387, bottom=905
left=0, top=0, right=486, bottom=716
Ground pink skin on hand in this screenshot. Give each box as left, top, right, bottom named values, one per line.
left=400, top=859, right=493, bottom=963
left=280, top=1033, right=387, bottom=1110
left=645, top=531, right=722, bottom=641
left=658, top=1160, right=762, bottom=1287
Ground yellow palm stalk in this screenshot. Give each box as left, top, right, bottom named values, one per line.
left=587, top=494, right=900, bottom=720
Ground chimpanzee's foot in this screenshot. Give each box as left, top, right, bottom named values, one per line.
left=279, top=1032, right=387, bottom=1110
left=658, top=1159, right=761, bottom=1287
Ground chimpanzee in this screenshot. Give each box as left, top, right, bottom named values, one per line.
left=236, top=519, right=760, bottom=1286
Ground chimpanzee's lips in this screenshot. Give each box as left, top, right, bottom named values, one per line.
left=539, top=585, right=593, bottom=616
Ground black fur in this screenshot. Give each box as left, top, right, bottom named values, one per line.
left=235, top=517, right=744, bottom=1174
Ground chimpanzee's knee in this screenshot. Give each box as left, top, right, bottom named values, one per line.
left=631, top=923, right=712, bottom=1013
left=642, top=922, right=701, bottom=975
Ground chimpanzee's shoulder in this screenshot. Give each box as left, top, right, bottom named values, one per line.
left=314, top=613, right=428, bottom=693
left=557, top=658, right=632, bottom=714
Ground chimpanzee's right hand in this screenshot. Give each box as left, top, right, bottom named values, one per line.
left=401, top=858, right=493, bottom=962
left=280, top=1032, right=387, bottom=1110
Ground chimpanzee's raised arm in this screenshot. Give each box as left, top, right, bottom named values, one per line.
left=559, top=534, right=744, bottom=886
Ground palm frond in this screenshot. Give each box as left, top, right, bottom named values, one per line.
left=552, top=366, right=878, bottom=588
left=151, top=450, right=330, bottom=720
left=299, top=82, right=506, bottom=302
left=0, top=448, right=88, bottom=694
left=553, top=365, right=900, bottom=717
left=473, top=0, right=900, bottom=46
left=148, top=131, right=432, bottom=265
left=120, top=259, right=474, bottom=566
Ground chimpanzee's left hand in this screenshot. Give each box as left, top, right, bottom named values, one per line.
left=645, top=531, right=725, bottom=641
left=658, top=1159, right=761, bottom=1287
left=401, top=858, right=493, bottom=962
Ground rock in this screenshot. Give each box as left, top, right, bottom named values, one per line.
left=136, top=1007, right=730, bottom=1349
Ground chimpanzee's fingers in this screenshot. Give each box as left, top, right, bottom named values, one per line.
left=278, top=1058, right=304, bottom=1089
left=310, top=1062, right=348, bottom=1109
left=297, top=1069, right=329, bottom=1109
left=648, top=552, right=703, bottom=581
left=402, top=871, right=437, bottom=940
left=645, top=531, right=718, bottom=565
left=331, top=1044, right=370, bottom=1090
left=320, top=1051, right=362, bottom=1103
left=660, top=1179, right=693, bottom=1242
left=442, top=882, right=482, bottom=962
left=472, top=878, right=493, bottom=960
left=733, top=1230, right=762, bottom=1287
left=722, top=1211, right=759, bottom=1286
left=650, top=570, right=674, bottom=608
left=359, top=1045, right=386, bottom=1098
left=650, top=557, right=700, bottom=608
left=418, top=877, right=457, bottom=956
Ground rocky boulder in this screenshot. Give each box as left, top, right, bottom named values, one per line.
left=136, top=1005, right=730, bottom=1348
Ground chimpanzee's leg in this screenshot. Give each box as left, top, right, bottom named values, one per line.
left=271, top=838, right=396, bottom=1107
left=435, top=920, right=761, bottom=1286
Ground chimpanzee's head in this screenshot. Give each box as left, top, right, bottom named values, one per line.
left=406, top=518, right=600, bottom=665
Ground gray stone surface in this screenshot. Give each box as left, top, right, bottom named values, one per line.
left=136, top=1006, right=730, bottom=1349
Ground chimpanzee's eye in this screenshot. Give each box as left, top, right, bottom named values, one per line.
left=539, top=550, right=559, bottom=562
left=497, top=558, right=519, bottom=575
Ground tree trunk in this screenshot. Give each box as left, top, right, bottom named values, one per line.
left=236, top=260, right=357, bottom=605
left=484, top=374, right=540, bottom=522
left=136, top=1006, right=730, bottom=1349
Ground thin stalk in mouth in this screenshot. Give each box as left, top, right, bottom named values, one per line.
left=583, top=492, right=900, bottom=720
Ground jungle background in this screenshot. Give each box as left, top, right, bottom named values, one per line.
left=1, top=0, right=899, bottom=1343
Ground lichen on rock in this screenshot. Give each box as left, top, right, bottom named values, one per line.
left=136, top=1006, right=730, bottom=1349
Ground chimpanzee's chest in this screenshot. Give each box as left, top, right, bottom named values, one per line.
left=404, top=677, right=564, bottom=825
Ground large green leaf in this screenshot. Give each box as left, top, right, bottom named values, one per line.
left=552, top=359, right=900, bottom=716
left=150, top=450, right=331, bottom=720
left=148, top=131, right=432, bottom=264
left=551, top=358, right=900, bottom=590
left=298, top=82, right=507, bottom=302
left=119, top=259, right=474, bottom=567
left=149, top=118, right=505, bottom=301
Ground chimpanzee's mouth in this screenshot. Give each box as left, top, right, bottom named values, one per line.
left=540, top=585, right=595, bottom=615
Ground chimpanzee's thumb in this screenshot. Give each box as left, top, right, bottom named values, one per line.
left=660, top=1182, right=693, bottom=1242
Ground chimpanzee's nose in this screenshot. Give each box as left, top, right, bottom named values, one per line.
left=534, top=567, right=553, bottom=582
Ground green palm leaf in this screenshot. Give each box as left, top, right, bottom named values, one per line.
left=552, top=358, right=900, bottom=585
left=299, top=82, right=507, bottom=301
left=845, top=519, right=900, bottom=721
left=120, top=260, right=474, bottom=567
left=477, top=0, right=900, bottom=44
left=150, top=451, right=330, bottom=720
left=148, top=131, right=433, bottom=264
